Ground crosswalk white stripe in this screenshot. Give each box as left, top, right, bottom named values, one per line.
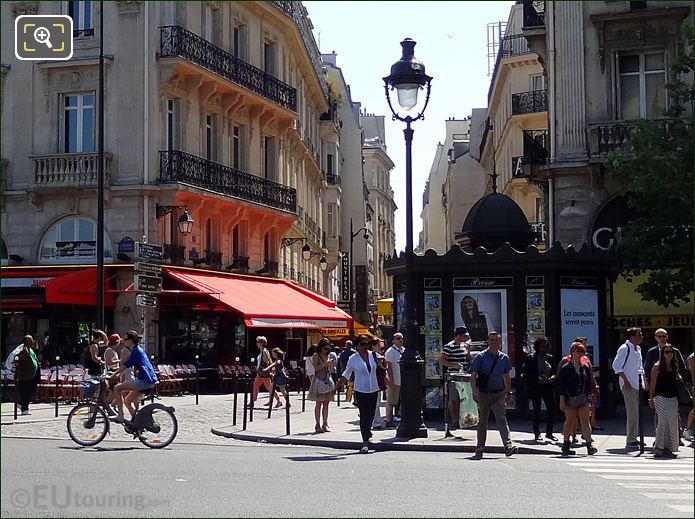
left=555, top=457, right=693, bottom=463
left=668, top=505, right=695, bottom=513
left=583, top=468, right=692, bottom=474
left=600, top=475, right=693, bottom=480
left=568, top=462, right=688, bottom=468
left=639, top=493, right=694, bottom=500
left=618, top=483, right=694, bottom=489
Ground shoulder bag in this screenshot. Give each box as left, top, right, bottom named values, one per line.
left=373, top=352, right=387, bottom=391
left=476, top=353, right=500, bottom=391
left=313, top=356, right=335, bottom=393
left=676, top=378, right=693, bottom=405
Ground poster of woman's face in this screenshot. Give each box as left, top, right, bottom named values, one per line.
left=453, top=289, right=507, bottom=350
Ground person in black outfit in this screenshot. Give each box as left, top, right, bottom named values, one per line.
left=523, top=337, right=557, bottom=442
left=83, top=330, right=107, bottom=378
left=558, top=342, right=597, bottom=456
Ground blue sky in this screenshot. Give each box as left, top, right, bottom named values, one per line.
left=304, top=1, right=514, bottom=251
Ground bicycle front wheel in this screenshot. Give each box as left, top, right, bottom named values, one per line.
left=137, top=406, right=178, bottom=449
left=67, top=403, right=108, bottom=447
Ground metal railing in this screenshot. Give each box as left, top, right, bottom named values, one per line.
left=522, top=0, right=545, bottom=28
left=326, top=173, right=341, bottom=185
left=227, top=256, right=249, bottom=272
left=159, top=26, right=297, bottom=112
left=163, top=243, right=186, bottom=265
left=32, top=152, right=112, bottom=188
left=159, top=150, right=296, bottom=213
left=512, top=89, right=547, bottom=115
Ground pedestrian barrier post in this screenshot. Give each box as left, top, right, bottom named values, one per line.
left=242, top=377, right=248, bottom=431
left=267, top=377, right=277, bottom=419
left=249, top=376, right=254, bottom=423
left=195, top=354, right=200, bottom=406
left=54, top=356, right=61, bottom=418
left=285, top=388, right=291, bottom=436
left=301, top=368, right=306, bottom=413
left=232, top=375, right=238, bottom=427
left=336, top=366, right=342, bottom=407
left=150, top=356, right=156, bottom=404
left=13, top=387, right=18, bottom=420
left=638, top=374, right=645, bottom=455
left=443, top=374, right=452, bottom=438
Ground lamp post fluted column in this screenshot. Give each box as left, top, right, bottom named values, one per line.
left=383, top=38, right=432, bottom=439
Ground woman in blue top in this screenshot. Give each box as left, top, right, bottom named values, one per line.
left=108, top=330, right=157, bottom=422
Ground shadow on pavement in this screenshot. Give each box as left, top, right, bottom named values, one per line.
left=58, top=445, right=140, bottom=452
left=284, top=453, right=357, bottom=462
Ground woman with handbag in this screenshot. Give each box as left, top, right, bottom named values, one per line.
left=308, top=338, right=335, bottom=433
left=648, top=346, right=681, bottom=457
left=558, top=342, right=597, bottom=456
left=336, top=335, right=388, bottom=453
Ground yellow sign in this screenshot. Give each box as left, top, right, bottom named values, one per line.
left=609, top=315, right=694, bottom=329
left=319, top=324, right=370, bottom=338
left=377, top=298, right=394, bottom=316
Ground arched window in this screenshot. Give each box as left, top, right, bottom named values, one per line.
left=39, top=216, right=112, bottom=264
left=0, top=237, right=7, bottom=266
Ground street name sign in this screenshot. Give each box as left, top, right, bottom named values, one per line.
left=135, top=242, right=163, bottom=262
left=136, top=293, right=158, bottom=307
left=134, top=274, right=162, bottom=293
left=134, top=262, right=163, bottom=275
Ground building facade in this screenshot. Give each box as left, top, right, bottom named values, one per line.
left=0, top=1, right=350, bottom=361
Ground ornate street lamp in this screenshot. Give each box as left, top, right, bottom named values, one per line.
left=383, top=38, right=432, bottom=439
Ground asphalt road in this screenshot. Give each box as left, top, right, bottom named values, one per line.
left=2, top=437, right=692, bottom=517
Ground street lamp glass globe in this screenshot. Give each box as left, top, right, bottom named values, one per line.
left=319, top=256, right=327, bottom=271
left=301, top=243, right=311, bottom=261
left=395, top=83, right=420, bottom=111
left=177, top=211, right=194, bottom=235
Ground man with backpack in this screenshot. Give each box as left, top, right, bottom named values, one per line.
left=612, top=327, right=646, bottom=449
left=5, top=335, right=39, bottom=415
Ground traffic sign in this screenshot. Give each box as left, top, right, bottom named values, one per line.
left=134, top=274, right=162, bottom=293
left=134, top=261, right=162, bottom=275
left=136, top=293, right=158, bottom=307
left=135, top=242, right=163, bottom=262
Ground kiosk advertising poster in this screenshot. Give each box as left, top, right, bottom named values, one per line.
left=560, top=288, right=600, bottom=367
left=453, top=289, right=508, bottom=352
left=526, top=289, right=546, bottom=353
left=424, top=291, right=443, bottom=380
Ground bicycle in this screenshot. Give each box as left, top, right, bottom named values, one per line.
left=66, top=375, right=178, bottom=449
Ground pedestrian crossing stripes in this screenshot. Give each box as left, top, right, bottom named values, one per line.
left=555, top=456, right=694, bottom=515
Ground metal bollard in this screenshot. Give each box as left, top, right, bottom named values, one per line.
left=301, top=368, right=306, bottom=413
left=54, top=356, right=61, bottom=418
left=336, top=367, right=342, bottom=407
left=443, top=375, right=452, bottom=438
left=195, top=354, right=200, bottom=406
left=242, top=377, right=248, bottom=431
left=13, top=385, right=18, bottom=420
left=232, top=375, right=238, bottom=427
left=150, top=356, right=156, bottom=404
left=285, top=388, right=291, bottom=436
left=267, top=377, right=277, bottom=419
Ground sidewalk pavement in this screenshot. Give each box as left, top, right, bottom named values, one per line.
left=211, top=392, right=695, bottom=457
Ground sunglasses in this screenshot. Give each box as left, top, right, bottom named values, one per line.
left=359, top=342, right=369, bottom=346
left=663, top=350, right=674, bottom=355
left=656, top=335, right=668, bottom=338
left=573, top=350, right=586, bottom=355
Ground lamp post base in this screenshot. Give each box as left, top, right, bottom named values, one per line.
left=396, top=356, right=428, bottom=438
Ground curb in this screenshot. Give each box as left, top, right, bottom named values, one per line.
left=210, top=426, right=557, bottom=455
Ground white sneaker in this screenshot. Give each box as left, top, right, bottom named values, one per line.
left=21, top=410, right=30, bottom=416
left=359, top=446, right=369, bottom=454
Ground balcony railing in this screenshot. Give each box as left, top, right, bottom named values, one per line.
left=160, top=150, right=296, bottom=213
left=326, top=173, right=341, bottom=185
left=531, top=222, right=547, bottom=246
left=587, top=119, right=679, bottom=156
left=32, top=152, right=112, bottom=188
left=193, top=250, right=222, bottom=267
left=269, top=1, right=329, bottom=99
left=522, top=0, right=545, bottom=28
left=512, top=89, right=547, bottom=115
left=488, top=33, right=533, bottom=102
left=159, top=25, right=297, bottom=112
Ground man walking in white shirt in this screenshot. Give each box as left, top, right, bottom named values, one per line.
left=612, top=327, right=645, bottom=449
left=385, top=333, right=404, bottom=428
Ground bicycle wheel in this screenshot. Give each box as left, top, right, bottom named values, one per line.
left=67, top=403, right=108, bottom=447
left=137, top=406, right=178, bottom=449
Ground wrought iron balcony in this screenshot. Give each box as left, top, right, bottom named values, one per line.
left=531, top=222, right=547, bottom=246
left=512, top=89, right=547, bottom=115
left=160, top=150, right=296, bottom=213
left=269, top=1, right=328, bottom=99
left=159, top=26, right=297, bottom=112
left=522, top=0, right=545, bottom=28
left=32, top=152, right=112, bottom=189
left=488, top=34, right=533, bottom=102
left=163, top=243, right=186, bottom=265
left=193, top=250, right=222, bottom=268
left=326, top=173, right=341, bottom=185
left=255, top=260, right=279, bottom=277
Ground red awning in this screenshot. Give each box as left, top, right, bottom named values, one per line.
left=166, top=269, right=352, bottom=329
left=38, top=267, right=116, bottom=307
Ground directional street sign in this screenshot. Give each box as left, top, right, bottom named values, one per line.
left=136, top=293, right=158, bottom=307
left=134, top=261, right=162, bottom=275
left=135, top=242, right=163, bottom=262
left=134, top=274, right=162, bottom=293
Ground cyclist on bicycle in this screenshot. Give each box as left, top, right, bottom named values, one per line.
left=107, top=330, right=157, bottom=423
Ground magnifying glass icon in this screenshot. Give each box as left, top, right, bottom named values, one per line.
left=34, top=26, right=53, bottom=49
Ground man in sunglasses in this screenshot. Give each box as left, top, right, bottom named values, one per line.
left=643, top=329, right=687, bottom=388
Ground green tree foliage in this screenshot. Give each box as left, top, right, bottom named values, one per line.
left=605, top=28, right=694, bottom=308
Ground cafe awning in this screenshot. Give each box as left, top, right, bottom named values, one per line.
left=38, top=267, right=117, bottom=307
left=166, top=269, right=352, bottom=329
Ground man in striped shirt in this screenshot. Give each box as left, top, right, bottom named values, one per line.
left=441, top=326, right=472, bottom=429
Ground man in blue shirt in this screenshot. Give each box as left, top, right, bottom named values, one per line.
left=108, top=330, right=157, bottom=423
left=470, top=331, right=518, bottom=458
